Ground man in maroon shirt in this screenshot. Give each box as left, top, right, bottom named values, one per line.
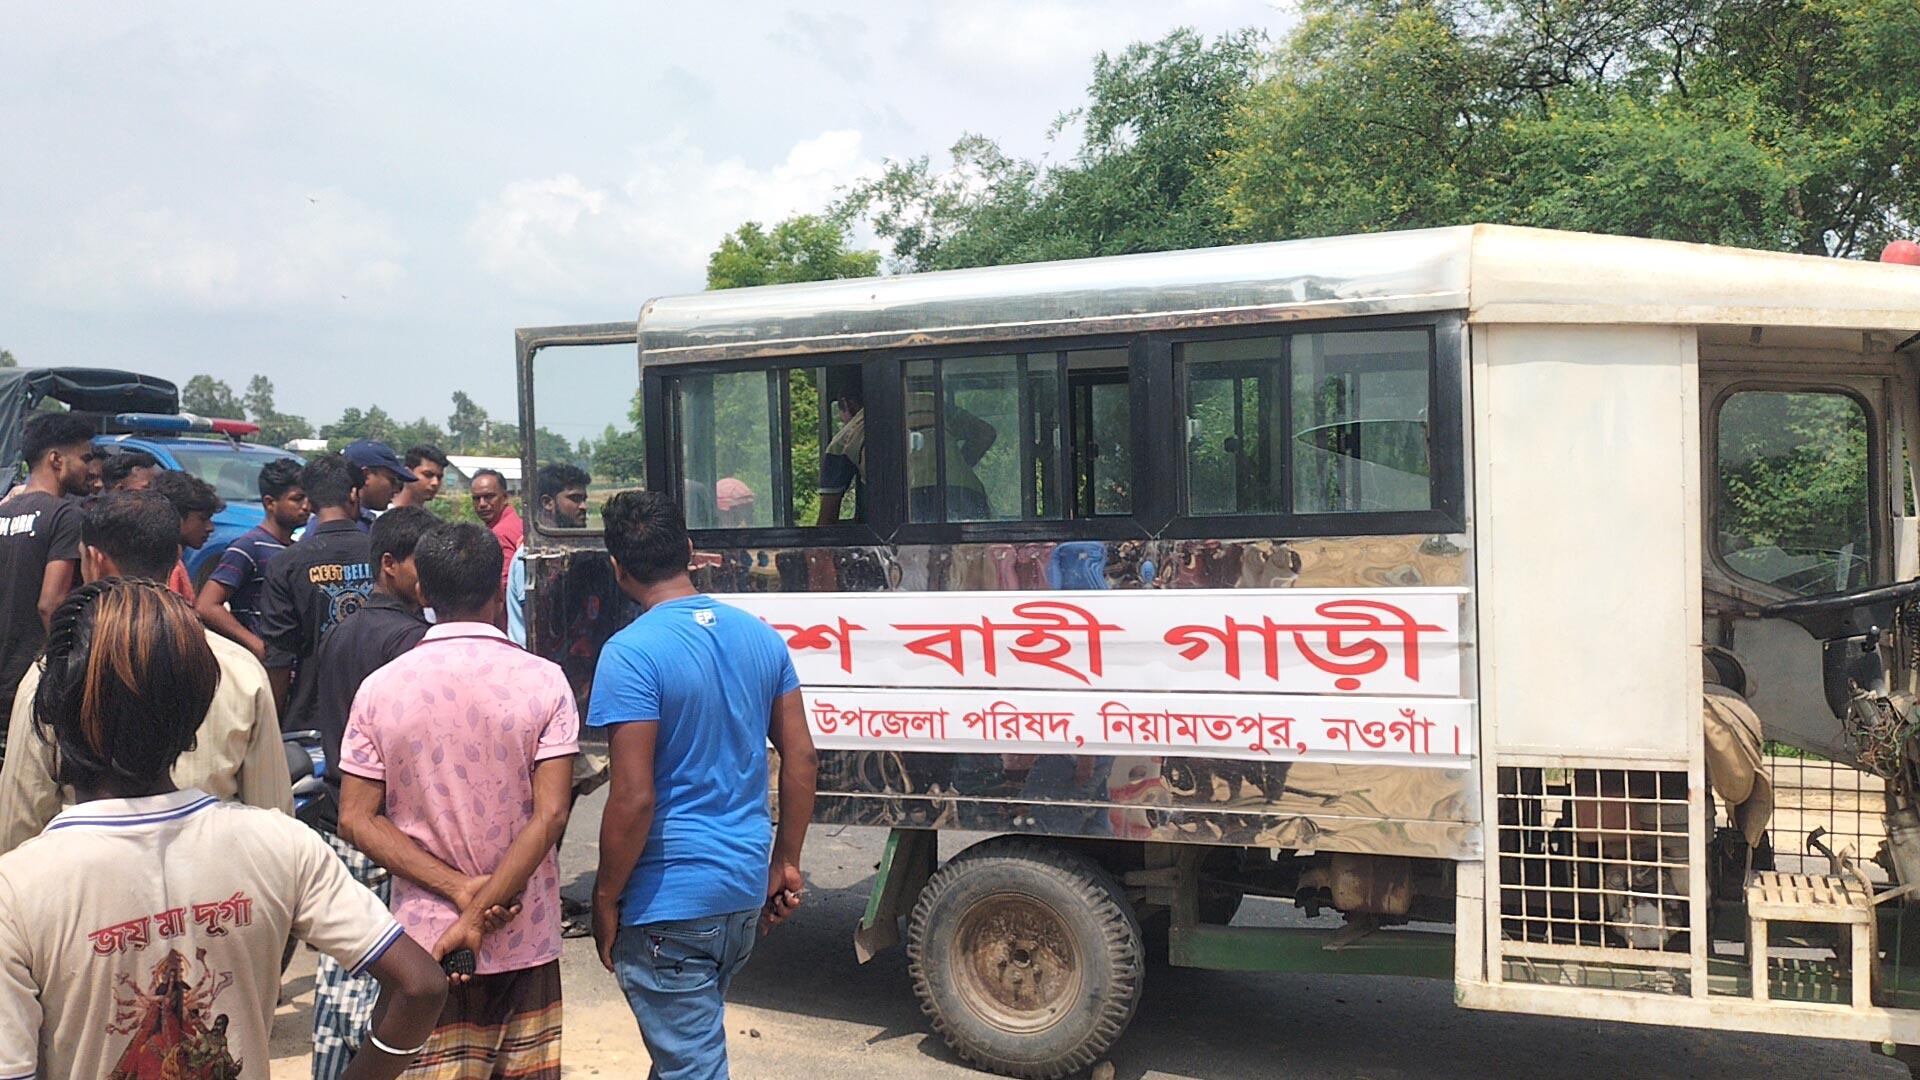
left=469, top=469, right=521, bottom=591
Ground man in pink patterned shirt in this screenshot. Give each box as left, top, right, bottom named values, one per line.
left=338, top=522, right=578, bottom=1078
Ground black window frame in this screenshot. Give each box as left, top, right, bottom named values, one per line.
left=1706, top=380, right=1883, bottom=597
left=650, top=355, right=886, bottom=550
left=1151, top=312, right=1465, bottom=539
left=886, top=334, right=1147, bottom=546
left=519, top=328, right=641, bottom=540
left=642, top=311, right=1465, bottom=546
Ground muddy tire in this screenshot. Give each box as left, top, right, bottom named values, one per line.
left=907, top=838, right=1143, bottom=1079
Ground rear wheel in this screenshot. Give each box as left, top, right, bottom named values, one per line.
left=907, top=838, right=1143, bottom=1079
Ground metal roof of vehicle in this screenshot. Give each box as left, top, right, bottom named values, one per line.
left=637, top=224, right=1920, bottom=365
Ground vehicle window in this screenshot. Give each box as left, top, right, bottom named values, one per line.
left=530, top=342, right=640, bottom=531
left=1073, top=365, right=1131, bottom=516
left=670, top=364, right=862, bottom=529
left=1291, top=330, right=1432, bottom=513
left=1181, top=330, right=1434, bottom=517
left=164, top=445, right=297, bottom=505
left=1183, top=337, right=1283, bottom=515
left=904, top=349, right=1127, bottom=524
left=1717, top=390, right=1871, bottom=595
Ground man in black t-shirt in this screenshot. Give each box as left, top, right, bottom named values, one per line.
left=0, top=413, right=94, bottom=735
left=256, top=454, right=374, bottom=719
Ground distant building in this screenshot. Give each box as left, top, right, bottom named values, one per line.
left=446, top=455, right=522, bottom=493
left=285, top=438, right=329, bottom=453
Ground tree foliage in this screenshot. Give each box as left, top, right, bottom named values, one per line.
left=706, top=214, right=880, bottom=289
left=840, top=28, right=1268, bottom=271
left=242, top=375, right=314, bottom=446
left=181, top=375, right=244, bottom=419
left=0, top=350, right=15, bottom=369
left=1216, top=0, right=1920, bottom=255
left=822, top=6, right=1917, bottom=266
left=447, top=390, right=490, bottom=451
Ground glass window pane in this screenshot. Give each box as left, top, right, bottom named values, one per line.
left=1183, top=337, right=1282, bottom=515
left=531, top=342, right=638, bottom=532
left=675, top=371, right=775, bottom=529
left=1026, top=358, right=1063, bottom=521
left=811, top=366, right=865, bottom=526
left=905, top=359, right=941, bottom=523
left=1292, top=330, right=1432, bottom=513
left=943, top=356, right=1021, bottom=522
left=1087, top=382, right=1131, bottom=515
left=1717, top=391, right=1870, bottom=595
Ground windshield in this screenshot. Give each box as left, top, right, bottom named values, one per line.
left=1715, top=389, right=1871, bottom=596
left=164, top=444, right=302, bottom=506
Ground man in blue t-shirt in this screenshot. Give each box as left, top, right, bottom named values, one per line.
left=587, top=491, right=817, bottom=1080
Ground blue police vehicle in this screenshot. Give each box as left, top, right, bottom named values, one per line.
left=95, top=414, right=304, bottom=581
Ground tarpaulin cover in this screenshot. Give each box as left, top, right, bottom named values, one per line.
left=0, top=368, right=178, bottom=495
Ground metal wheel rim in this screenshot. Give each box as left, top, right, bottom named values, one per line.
left=952, top=890, right=1083, bottom=1035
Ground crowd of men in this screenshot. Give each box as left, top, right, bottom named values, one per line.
left=0, top=410, right=817, bottom=1080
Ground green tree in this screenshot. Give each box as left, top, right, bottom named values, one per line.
left=1215, top=0, right=1920, bottom=256
left=320, top=405, right=398, bottom=445
left=593, top=422, right=646, bottom=483
left=531, top=426, right=573, bottom=462
left=840, top=28, right=1268, bottom=272
left=447, top=391, right=489, bottom=451
left=0, top=349, right=16, bottom=369
left=182, top=375, right=244, bottom=418
left=391, top=417, right=448, bottom=451
left=242, top=375, right=314, bottom=446
left=705, top=214, right=880, bottom=289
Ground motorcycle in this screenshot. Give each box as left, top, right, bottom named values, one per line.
left=282, top=728, right=332, bottom=832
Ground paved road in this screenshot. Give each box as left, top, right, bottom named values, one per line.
left=276, top=787, right=1906, bottom=1078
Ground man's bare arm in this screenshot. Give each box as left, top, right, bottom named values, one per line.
left=337, top=775, right=484, bottom=907
left=592, top=722, right=657, bottom=970
left=431, top=757, right=573, bottom=961
left=765, top=688, right=817, bottom=928
left=195, top=579, right=266, bottom=660
left=35, top=560, right=74, bottom=633
left=340, top=935, right=446, bottom=1080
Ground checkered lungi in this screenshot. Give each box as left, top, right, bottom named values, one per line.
left=312, top=828, right=392, bottom=1080
left=404, top=960, right=562, bottom=1079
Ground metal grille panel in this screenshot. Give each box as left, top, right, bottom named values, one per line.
left=1497, top=766, right=1692, bottom=987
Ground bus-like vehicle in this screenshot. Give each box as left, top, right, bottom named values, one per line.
left=516, top=225, right=1920, bottom=1076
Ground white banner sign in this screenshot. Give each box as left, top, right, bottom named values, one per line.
left=803, top=688, right=1474, bottom=767
left=719, top=588, right=1465, bottom=697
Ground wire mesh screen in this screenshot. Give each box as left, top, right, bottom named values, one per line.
left=1497, top=767, right=1692, bottom=957
left=1757, top=756, right=1889, bottom=883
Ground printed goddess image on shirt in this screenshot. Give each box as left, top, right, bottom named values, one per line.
left=107, top=949, right=241, bottom=1080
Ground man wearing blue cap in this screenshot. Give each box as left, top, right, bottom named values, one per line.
left=342, top=440, right=418, bottom=532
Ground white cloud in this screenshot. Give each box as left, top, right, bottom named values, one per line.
left=468, top=129, right=879, bottom=298
left=33, top=186, right=406, bottom=311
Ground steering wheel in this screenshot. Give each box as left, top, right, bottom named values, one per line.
left=1761, top=577, right=1920, bottom=642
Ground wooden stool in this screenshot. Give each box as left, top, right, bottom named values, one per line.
left=1746, top=871, right=1875, bottom=1007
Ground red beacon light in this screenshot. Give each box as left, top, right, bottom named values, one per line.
left=1882, top=239, right=1920, bottom=266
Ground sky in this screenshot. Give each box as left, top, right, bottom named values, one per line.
left=1, top=1, right=1295, bottom=442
